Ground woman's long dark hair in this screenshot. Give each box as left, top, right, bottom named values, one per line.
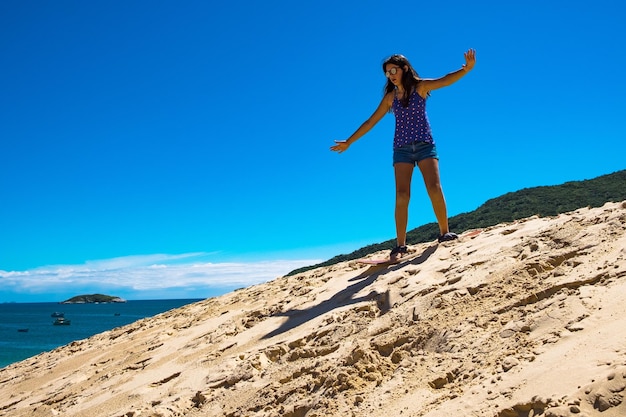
left=382, top=54, right=421, bottom=107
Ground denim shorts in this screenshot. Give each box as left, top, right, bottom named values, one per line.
left=392, top=141, right=439, bottom=166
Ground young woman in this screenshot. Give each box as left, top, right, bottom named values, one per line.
left=331, top=49, right=476, bottom=261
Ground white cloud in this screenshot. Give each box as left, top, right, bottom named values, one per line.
left=0, top=253, right=321, bottom=300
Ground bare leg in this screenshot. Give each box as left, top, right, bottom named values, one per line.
left=394, top=162, right=414, bottom=248
left=417, top=158, right=450, bottom=235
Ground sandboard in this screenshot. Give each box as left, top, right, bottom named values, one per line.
left=357, top=257, right=402, bottom=266
left=462, top=229, right=483, bottom=238
left=358, top=231, right=482, bottom=266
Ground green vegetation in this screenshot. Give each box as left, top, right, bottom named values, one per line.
left=288, top=169, right=626, bottom=276
left=61, top=294, right=126, bottom=304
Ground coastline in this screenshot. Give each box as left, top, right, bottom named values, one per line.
left=0, top=299, right=202, bottom=369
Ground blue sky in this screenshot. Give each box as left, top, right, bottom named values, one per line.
left=1, top=0, right=625, bottom=302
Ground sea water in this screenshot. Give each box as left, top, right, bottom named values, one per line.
left=0, top=299, right=202, bottom=369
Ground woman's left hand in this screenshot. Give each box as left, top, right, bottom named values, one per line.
left=463, top=49, right=476, bottom=72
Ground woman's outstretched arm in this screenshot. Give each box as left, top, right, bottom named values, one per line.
left=330, top=92, right=394, bottom=153
left=417, top=49, right=476, bottom=97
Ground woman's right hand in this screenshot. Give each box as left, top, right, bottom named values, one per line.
left=330, top=140, right=350, bottom=153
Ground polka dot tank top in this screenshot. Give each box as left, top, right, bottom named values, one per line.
left=391, top=89, right=434, bottom=148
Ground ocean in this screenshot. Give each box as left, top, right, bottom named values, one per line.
left=0, top=299, right=202, bottom=369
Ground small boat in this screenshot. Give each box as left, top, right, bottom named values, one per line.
left=53, top=317, right=71, bottom=325
left=51, top=312, right=65, bottom=318
left=114, top=313, right=121, bottom=316
left=17, top=328, right=29, bottom=333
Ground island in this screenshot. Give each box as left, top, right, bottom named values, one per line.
left=61, top=294, right=127, bottom=304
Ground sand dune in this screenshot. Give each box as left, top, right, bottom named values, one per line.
left=1, top=201, right=625, bottom=417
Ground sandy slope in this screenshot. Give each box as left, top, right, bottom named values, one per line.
left=1, top=201, right=625, bottom=417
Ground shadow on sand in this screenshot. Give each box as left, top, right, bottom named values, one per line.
left=262, top=244, right=438, bottom=340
